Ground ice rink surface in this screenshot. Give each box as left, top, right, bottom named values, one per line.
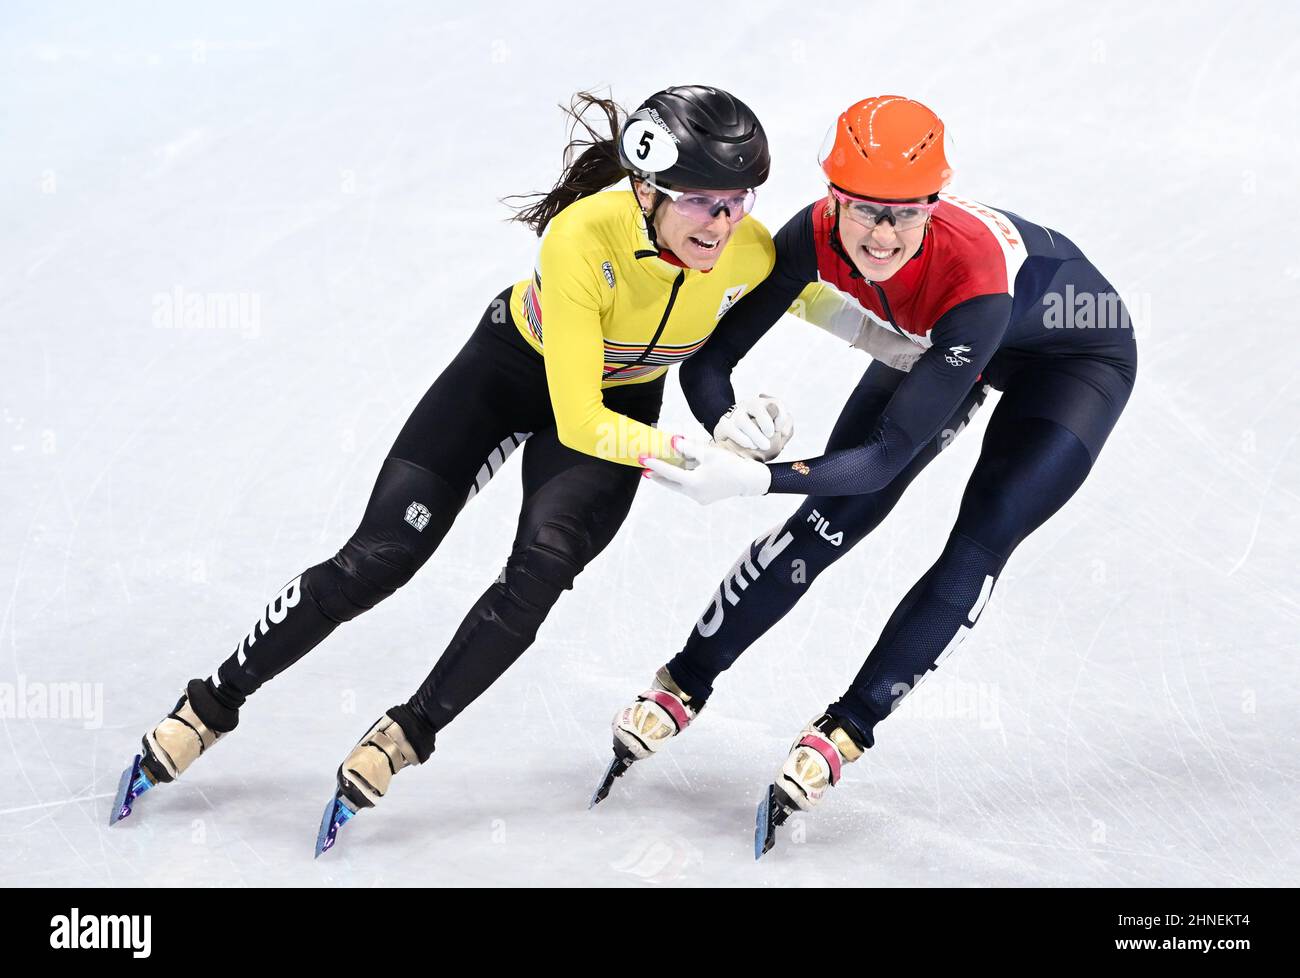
left=2, top=1, right=1297, bottom=887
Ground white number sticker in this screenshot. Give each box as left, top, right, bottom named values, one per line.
left=621, top=118, right=679, bottom=171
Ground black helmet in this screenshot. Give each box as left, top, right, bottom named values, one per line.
left=618, top=85, right=770, bottom=191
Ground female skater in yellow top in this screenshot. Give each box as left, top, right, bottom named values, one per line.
left=111, top=86, right=782, bottom=853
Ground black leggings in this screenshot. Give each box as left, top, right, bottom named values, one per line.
left=210, top=288, right=663, bottom=760
left=667, top=352, right=1132, bottom=748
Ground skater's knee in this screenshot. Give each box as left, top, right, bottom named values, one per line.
left=305, top=534, right=428, bottom=623
left=790, top=497, right=879, bottom=569
left=784, top=514, right=854, bottom=584
left=926, top=532, right=1006, bottom=618
left=306, top=458, right=460, bottom=623
left=502, top=519, right=591, bottom=609
left=953, top=480, right=1022, bottom=558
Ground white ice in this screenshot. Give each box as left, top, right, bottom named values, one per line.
left=2, top=0, right=1297, bottom=887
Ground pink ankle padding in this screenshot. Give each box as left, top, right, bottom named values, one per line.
left=643, top=690, right=691, bottom=731
left=798, top=733, right=842, bottom=784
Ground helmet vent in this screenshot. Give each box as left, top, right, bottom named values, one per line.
left=909, top=129, right=938, bottom=161
left=845, top=122, right=870, bottom=161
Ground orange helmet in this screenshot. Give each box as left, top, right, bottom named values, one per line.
left=819, top=95, right=953, bottom=201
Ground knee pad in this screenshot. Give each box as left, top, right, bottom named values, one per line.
left=304, top=535, right=421, bottom=623
left=501, top=519, right=591, bottom=611
left=306, top=457, right=460, bottom=623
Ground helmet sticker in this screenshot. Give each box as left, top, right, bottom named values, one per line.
left=622, top=118, right=680, bottom=173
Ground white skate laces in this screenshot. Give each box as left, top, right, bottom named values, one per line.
left=339, top=714, right=421, bottom=807
left=776, top=715, right=865, bottom=811
left=144, top=696, right=227, bottom=781
left=612, top=666, right=699, bottom=760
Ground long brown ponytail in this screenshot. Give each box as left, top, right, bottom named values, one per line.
left=506, top=91, right=629, bottom=236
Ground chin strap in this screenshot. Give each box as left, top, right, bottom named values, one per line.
left=632, top=174, right=665, bottom=248
left=828, top=202, right=861, bottom=279
left=630, top=174, right=691, bottom=267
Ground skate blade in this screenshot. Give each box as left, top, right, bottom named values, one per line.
left=588, top=752, right=634, bottom=809
left=108, top=754, right=155, bottom=827
left=754, top=783, right=791, bottom=860
left=314, top=793, right=358, bottom=858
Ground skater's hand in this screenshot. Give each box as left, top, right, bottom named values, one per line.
left=641, top=436, right=771, bottom=505
left=713, top=395, right=793, bottom=462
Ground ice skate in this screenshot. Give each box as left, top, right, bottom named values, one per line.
left=755, top=713, right=865, bottom=859
left=315, top=712, right=422, bottom=857
left=590, top=665, right=699, bottom=808
left=109, top=678, right=238, bottom=826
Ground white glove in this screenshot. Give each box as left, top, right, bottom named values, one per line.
left=713, top=395, right=794, bottom=461
left=642, top=437, right=771, bottom=505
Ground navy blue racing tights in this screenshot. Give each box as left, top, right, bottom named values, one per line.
left=666, top=354, right=1132, bottom=749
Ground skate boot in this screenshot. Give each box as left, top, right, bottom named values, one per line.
left=755, top=713, right=867, bottom=858
left=109, top=678, right=238, bottom=826
left=590, top=665, right=699, bottom=807
left=315, top=712, right=422, bottom=856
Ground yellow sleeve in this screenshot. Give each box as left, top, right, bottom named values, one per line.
left=789, top=282, right=869, bottom=343
left=537, top=229, right=675, bottom=466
